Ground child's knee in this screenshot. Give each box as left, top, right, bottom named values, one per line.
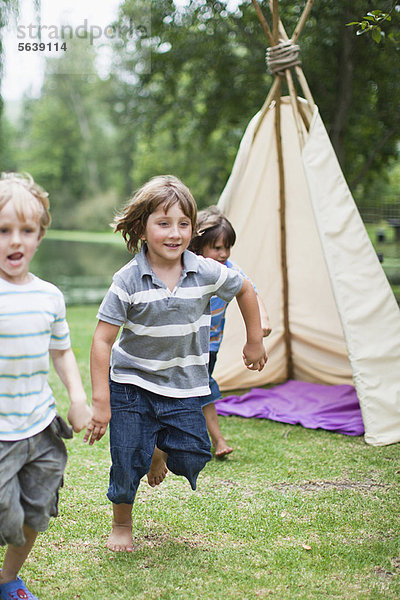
left=107, top=462, right=147, bottom=504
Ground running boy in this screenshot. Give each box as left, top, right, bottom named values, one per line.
left=150, top=206, right=270, bottom=469
left=0, top=172, right=91, bottom=600
left=84, top=175, right=267, bottom=552
left=190, top=206, right=271, bottom=457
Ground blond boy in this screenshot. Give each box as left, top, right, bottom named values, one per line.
left=0, top=173, right=91, bottom=600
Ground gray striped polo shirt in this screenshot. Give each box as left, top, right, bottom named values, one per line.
left=97, top=246, right=243, bottom=398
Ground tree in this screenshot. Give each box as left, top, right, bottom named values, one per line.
left=14, top=37, right=119, bottom=228
left=110, top=0, right=273, bottom=205
left=0, top=113, right=18, bottom=171
left=0, top=0, right=41, bottom=168
left=110, top=0, right=400, bottom=206
left=347, top=4, right=400, bottom=46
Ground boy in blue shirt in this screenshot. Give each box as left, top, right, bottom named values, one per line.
left=189, top=206, right=271, bottom=457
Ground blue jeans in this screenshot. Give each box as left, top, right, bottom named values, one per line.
left=200, top=351, right=221, bottom=407
left=107, top=380, right=212, bottom=504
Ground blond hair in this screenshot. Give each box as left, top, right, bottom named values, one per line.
left=0, top=172, right=51, bottom=236
left=113, top=175, right=197, bottom=254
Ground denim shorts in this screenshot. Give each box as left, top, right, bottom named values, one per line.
left=0, top=416, right=69, bottom=547
left=108, top=380, right=212, bottom=504
left=200, top=351, right=222, bottom=407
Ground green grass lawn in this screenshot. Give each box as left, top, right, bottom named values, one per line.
left=1, top=305, right=399, bottom=600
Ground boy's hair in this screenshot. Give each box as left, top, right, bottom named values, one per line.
left=0, top=172, right=51, bottom=236
left=113, top=175, right=197, bottom=254
left=190, top=206, right=236, bottom=255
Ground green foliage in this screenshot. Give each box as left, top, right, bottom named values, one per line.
left=112, top=0, right=273, bottom=206
left=0, top=0, right=19, bottom=159
left=1, top=1, right=400, bottom=222
left=111, top=0, right=400, bottom=205
left=358, top=156, right=400, bottom=205
left=11, top=38, right=120, bottom=228
left=0, top=113, right=18, bottom=171
left=347, top=6, right=400, bottom=46
left=291, top=0, right=400, bottom=184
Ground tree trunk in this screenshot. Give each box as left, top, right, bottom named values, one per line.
left=329, top=6, right=354, bottom=168
left=68, top=88, right=100, bottom=192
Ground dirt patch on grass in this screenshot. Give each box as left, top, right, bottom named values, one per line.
left=373, top=566, right=394, bottom=582
left=272, top=478, right=390, bottom=493
left=132, top=523, right=245, bottom=553
left=135, top=531, right=208, bottom=550
left=391, top=557, right=400, bottom=571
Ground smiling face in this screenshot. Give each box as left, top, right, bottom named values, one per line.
left=201, top=234, right=231, bottom=264
left=0, top=199, right=42, bottom=285
left=142, top=201, right=193, bottom=268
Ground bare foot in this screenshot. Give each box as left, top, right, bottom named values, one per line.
left=147, top=447, right=168, bottom=487
left=214, top=439, right=233, bottom=458
left=107, top=522, right=134, bottom=552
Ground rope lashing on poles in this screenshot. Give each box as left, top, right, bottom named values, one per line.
left=266, top=40, right=301, bottom=75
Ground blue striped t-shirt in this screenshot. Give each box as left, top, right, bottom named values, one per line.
left=0, top=275, right=70, bottom=441
left=210, top=258, right=256, bottom=352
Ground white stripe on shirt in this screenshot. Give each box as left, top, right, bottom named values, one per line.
left=110, top=370, right=210, bottom=398
left=111, top=281, right=226, bottom=304
left=114, top=344, right=210, bottom=371
left=122, top=313, right=211, bottom=337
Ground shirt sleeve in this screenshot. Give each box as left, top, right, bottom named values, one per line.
left=97, top=274, right=130, bottom=326
left=213, top=261, right=244, bottom=302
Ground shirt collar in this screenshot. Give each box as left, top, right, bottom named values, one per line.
left=182, top=249, right=199, bottom=274
left=135, top=245, right=199, bottom=279
left=135, top=244, right=152, bottom=277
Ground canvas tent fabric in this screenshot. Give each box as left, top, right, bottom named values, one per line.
left=214, top=97, right=400, bottom=447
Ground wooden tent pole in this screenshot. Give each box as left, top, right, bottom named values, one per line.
left=285, top=69, right=305, bottom=148
left=267, top=0, right=316, bottom=111
left=254, top=76, right=280, bottom=138
left=251, top=0, right=301, bottom=378
left=293, top=67, right=315, bottom=111
left=272, top=0, right=279, bottom=43
left=267, top=0, right=314, bottom=43
left=252, top=0, right=314, bottom=115
left=292, top=0, right=315, bottom=43
left=288, top=0, right=317, bottom=111
left=297, top=98, right=312, bottom=130
left=274, top=79, right=294, bottom=380
left=251, top=0, right=273, bottom=46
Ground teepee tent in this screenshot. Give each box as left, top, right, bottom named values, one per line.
left=214, top=0, right=400, bottom=446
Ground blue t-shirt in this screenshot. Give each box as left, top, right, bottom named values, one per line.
left=209, top=259, right=256, bottom=353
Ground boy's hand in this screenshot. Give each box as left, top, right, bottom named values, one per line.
left=68, top=401, right=92, bottom=433
left=83, top=402, right=111, bottom=445
left=242, top=341, right=268, bottom=372
left=262, top=322, right=272, bottom=337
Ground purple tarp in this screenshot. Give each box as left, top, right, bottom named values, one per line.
left=215, top=380, right=365, bottom=436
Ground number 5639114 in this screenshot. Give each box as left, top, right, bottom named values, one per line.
left=18, top=42, right=67, bottom=51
